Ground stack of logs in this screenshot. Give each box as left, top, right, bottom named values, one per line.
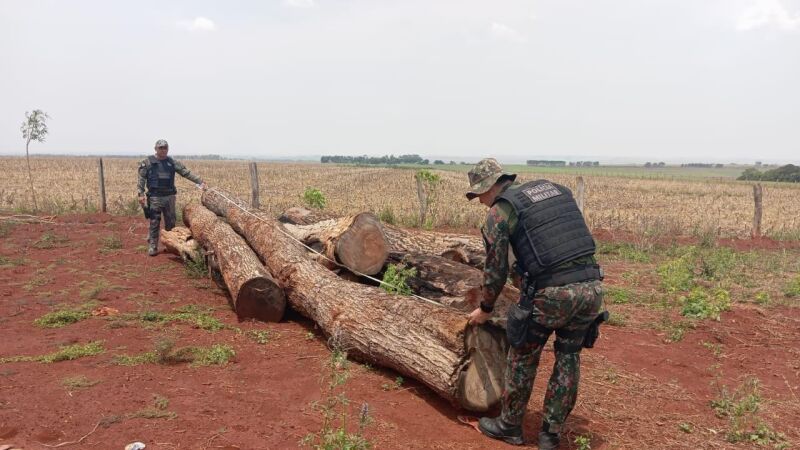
left=160, top=188, right=517, bottom=412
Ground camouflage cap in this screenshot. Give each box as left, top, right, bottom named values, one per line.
left=154, top=139, right=169, bottom=149
left=465, top=158, right=516, bottom=200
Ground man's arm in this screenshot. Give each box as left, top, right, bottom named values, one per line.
left=468, top=204, right=511, bottom=324
left=173, top=160, right=204, bottom=185
left=137, top=161, right=148, bottom=204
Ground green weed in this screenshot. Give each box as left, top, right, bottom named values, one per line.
left=657, top=251, right=695, bottom=293
left=32, top=231, right=69, bottom=249
left=246, top=329, right=272, bottom=345
left=606, top=313, right=627, bottom=327
left=128, top=394, right=177, bottom=420
left=184, top=257, right=208, bottom=279
left=709, top=377, right=787, bottom=446
left=377, top=207, right=396, bottom=225
left=783, top=275, right=800, bottom=298
left=34, top=308, right=90, bottom=328
left=135, top=305, right=225, bottom=331
left=191, top=344, right=235, bottom=367
left=381, top=263, right=416, bottom=296
left=381, top=376, right=404, bottom=391
left=606, top=286, right=633, bottom=304
left=596, top=241, right=651, bottom=263
left=702, top=341, right=723, bottom=357
left=1, top=341, right=105, bottom=364
left=0, top=256, right=26, bottom=268
left=574, top=435, right=591, bottom=450
left=98, top=234, right=123, bottom=253
left=680, top=287, right=731, bottom=321
left=80, top=280, right=109, bottom=300
left=303, top=188, right=327, bottom=209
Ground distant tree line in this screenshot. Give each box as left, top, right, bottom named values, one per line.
left=681, top=163, right=724, bottom=168
left=738, top=164, right=800, bottom=182
left=433, top=160, right=457, bottom=165
left=321, top=154, right=429, bottom=165
left=568, top=161, right=599, bottom=167
left=527, top=160, right=566, bottom=167
left=644, top=162, right=666, bottom=167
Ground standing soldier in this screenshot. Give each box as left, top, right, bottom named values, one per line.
left=137, top=139, right=207, bottom=256
left=465, top=158, right=606, bottom=448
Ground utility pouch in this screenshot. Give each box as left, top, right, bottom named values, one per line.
left=506, top=278, right=535, bottom=348
left=582, top=311, right=609, bottom=349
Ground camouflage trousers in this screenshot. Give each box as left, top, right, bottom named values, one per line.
left=147, top=195, right=177, bottom=245
left=500, top=280, right=604, bottom=433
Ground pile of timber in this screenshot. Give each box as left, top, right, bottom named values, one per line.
left=167, top=189, right=510, bottom=411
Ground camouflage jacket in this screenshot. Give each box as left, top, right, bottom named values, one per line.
left=137, top=157, right=203, bottom=196
left=481, top=183, right=596, bottom=308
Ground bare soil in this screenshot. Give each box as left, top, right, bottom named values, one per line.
left=1, top=214, right=798, bottom=449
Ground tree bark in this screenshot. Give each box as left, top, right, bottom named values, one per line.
left=282, top=213, right=389, bottom=276
left=203, top=188, right=508, bottom=412
left=279, top=207, right=486, bottom=268
left=183, top=202, right=286, bottom=322
left=159, top=227, right=202, bottom=263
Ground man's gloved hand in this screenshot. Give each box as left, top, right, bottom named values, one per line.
left=138, top=195, right=146, bottom=206
left=199, top=182, right=208, bottom=191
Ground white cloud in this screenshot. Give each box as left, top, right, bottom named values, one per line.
left=489, top=22, right=527, bottom=43
left=284, top=0, right=316, bottom=8
left=177, top=17, right=217, bottom=32
left=737, top=0, right=800, bottom=31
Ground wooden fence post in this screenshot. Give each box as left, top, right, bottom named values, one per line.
left=249, top=162, right=260, bottom=209
left=97, top=158, right=107, bottom=213
left=752, top=183, right=763, bottom=238
left=576, top=176, right=585, bottom=215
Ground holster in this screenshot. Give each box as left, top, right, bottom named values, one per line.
left=582, top=311, right=609, bottom=349
left=506, top=276, right=535, bottom=348
left=142, top=196, right=152, bottom=220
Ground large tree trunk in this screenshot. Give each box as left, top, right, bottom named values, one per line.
left=183, top=203, right=286, bottom=322
left=280, top=207, right=486, bottom=268
left=160, top=227, right=202, bottom=263
left=203, top=189, right=507, bottom=412
left=282, top=214, right=388, bottom=276
left=387, top=252, right=519, bottom=322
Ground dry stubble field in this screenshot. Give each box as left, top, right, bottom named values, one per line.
left=2, top=156, right=800, bottom=239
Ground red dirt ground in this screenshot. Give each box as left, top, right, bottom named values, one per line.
left=1, top=214, right=798, bottom=449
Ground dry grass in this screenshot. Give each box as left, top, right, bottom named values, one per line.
left=2, top=157, right=800, bottom=239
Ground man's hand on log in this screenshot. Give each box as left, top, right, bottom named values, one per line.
left=138, top=195, right=146, bottom=206
left=468, top=308, right=491, bottom=325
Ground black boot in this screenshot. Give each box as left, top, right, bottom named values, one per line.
left=477, top=416, right=524, bottom=446
left=538, top=422, right=560, bottom=450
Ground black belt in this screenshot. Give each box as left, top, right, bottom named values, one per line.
left=532, top=264, right=603, bottom=290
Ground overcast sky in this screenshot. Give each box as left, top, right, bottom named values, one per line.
left=1, top=0, right=798, bottom=163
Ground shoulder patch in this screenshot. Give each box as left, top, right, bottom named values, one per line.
left=522, top=182, right=562, bottom=203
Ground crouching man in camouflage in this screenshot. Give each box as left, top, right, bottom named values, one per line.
left=466, top=158, right=607, bottom=448
left=137, top=139, right=207, bottom=256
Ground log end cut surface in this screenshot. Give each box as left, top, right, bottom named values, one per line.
left=458, top=324, right=508, bottom=412
left=335, top=213, right=389, bottom=276
left=235, top=278, right=286, bottom=322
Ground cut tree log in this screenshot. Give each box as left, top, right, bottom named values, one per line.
left=183, top=202, right=286, bottom=322
left=203, top=188, right=508, bottom=412
left=279, top=207, right=486, bottom=268
left=387, top=252, right=519, bottom=321
left=282, top=214, right=388, bottom=276
left=159, top=227, right=202, bottom=263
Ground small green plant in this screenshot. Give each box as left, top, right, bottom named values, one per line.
left=381, top=263, right=416, bottom=296
left=702, top=341, right=723, bottom=358
left=113, top=338, right=234, bottom=367
left=377, top=207, right=396, bottom=225
left=1, top=341, right=105, bottom=364
left=660, top=318, right=693, bottom=343
left=62, top=375, right=100, bottom=390
left=381, top=376, right=404, bottom=391
left=134, top=305, right=225, bottom=331
left=34, top=308, right=90, bottom=328
left=596, top=242, right=650, bottom=263
left=574, top=434, right=591, bottom=450
left=192, top=344, right=235, bottom=367
left=657, top=251, right=695, bottom=293
left=184, top=257, right=208, bottom=279
left=302, top=341, right=371, bottom=450
left=678, top=422, right=693, bottom=433
left=708, top=376, right=788, bottom=445
left=303, top=188, right=327, bottom=209
left=98, top=234, right=123, bottom=253
left=128, top=394, right=178, bottom=420
left=80, top=280, right=109, bottom=300
left=32, top=231, right=69, bottom=249
left=606, top=286, right=633, bottom=304
left=246, top=329, right=272, bottom=345
left=414, top=169, right=441, bottom=229
left=606, top=313, right=627, bottom=327
left=754, top=291, right=771, bottom=305
left=680, top=287, right=731, bottom=321
left=783, top=275, right=800, bottom=298
left=0, top=256, right=26, bottom=268
left=306, top=331, right=316, bottom=340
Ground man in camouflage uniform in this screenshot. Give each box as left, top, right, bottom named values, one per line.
left=137, top=139, right=207, bottom=256
left=466, top=158, right=605, bottom=448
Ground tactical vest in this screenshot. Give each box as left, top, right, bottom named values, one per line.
left=495, top=180, right=595, bottom=278
left=146, top=156, right=177, bottom=196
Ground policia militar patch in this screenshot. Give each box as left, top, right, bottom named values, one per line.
left=521, top=182, right=562, bottom=203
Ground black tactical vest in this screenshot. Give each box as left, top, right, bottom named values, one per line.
left=495, top=180, right=595, bottom=278
left=146, top=156, right=177, bottom=196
